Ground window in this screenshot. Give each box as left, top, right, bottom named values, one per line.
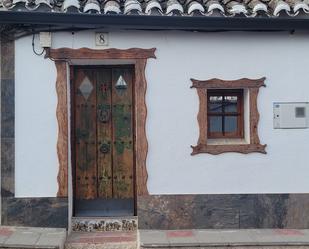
left=208, top=89, right=243, bottom=139
left=190, top=77, right=267, bottom=155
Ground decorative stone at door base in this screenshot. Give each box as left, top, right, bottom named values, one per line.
left=72, top=217, right=137, bottom=232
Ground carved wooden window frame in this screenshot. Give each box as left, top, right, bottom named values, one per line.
left=190, top=77, right=267, bottom=155
left=45, top=47, right=156, bottom=197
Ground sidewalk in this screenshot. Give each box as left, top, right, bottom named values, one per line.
left=0, top=226, right=66, bottom=249
left=3, top=226, right=309, bottom=249
left=139, top=229, right=309, bottom=248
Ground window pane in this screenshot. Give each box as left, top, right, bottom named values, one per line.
left=209, top=96, right=223, bottom=113
left=225, top=96, right=238, bottom=101
left=209, top=96, right=223, bottom=102
left=209, top=116, right=222, bottom=132
left=209, top=103, right=223, bottom=113
left=224, top=96, right=238, bottom=113
left=224, top=116, right=237, bottom=133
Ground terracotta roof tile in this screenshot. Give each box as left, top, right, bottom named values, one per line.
left=1, top=0, right=309, bottom=17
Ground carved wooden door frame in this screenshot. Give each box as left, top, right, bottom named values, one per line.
left=45, top=47, right=156, bottom=198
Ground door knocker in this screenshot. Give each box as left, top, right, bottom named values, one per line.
left=98, top=105, right=110, bottom=123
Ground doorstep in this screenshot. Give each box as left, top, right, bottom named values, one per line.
left=0, top=226, right=66, bottom=249
left=65, top=231, right=137, bottom=249
left=66, top=216, right=137, bottom=249
left=72, top=216, right=137, bottom=232
left=139, top=229, right=309, bottom=248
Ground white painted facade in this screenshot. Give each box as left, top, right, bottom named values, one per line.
left=14, top=30, right=309, bottom=197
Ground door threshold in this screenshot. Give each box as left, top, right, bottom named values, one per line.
left=74, top=198, right=135, bottom=217
left=72, top=216, right=138, bottom=219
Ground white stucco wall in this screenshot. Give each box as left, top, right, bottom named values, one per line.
left=14, top=30, right=309, bottom=197
left=15, top=35, right=58, bottom=197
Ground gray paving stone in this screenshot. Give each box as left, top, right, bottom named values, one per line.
left=219, top=230, right=255, bottom=245
left=139, top=230, right=169, bottom=246
left=167, top=230, right=198, bottom=246
left=5, top=231, right=41, bottom=246
left=0, top=235, right=9, bottom=244
left=140, top=229, right=309, bottom=248
left=0, top=226, right=66, bottom=249
left=195, top=230, right=225, bottom=244
left=142, top=246, right=309, bottom=249
left=249, top=229, right=309, bottom=245
left=36, top=231, right=67, bottom=249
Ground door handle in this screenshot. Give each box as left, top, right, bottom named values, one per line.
left=100, top=143, right=110, bottom=154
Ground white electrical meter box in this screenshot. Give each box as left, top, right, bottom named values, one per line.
left=39, top=32, right=52, bottom=48
left=273, top=102, right=309, bottom=129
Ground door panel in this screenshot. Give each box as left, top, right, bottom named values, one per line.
left=97, top=69, right=113, bottom=199
left=75, top=69, right=97, bottom=199
left=73, top=66, right=134, bottom=216
left=112, top=68, right=134, bottom=199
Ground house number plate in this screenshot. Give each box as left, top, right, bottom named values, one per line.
left=95, top=32, right=109, bottom=46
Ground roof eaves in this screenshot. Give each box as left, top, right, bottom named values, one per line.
left=1, top=11, right=309, bottom=31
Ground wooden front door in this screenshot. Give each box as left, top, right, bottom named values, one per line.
left=72, top=66, right=135, bottom=216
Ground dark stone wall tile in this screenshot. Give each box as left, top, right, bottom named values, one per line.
left=1, top=138, right=14, bottom=197
left=285, top=194, right=309, bottom=229
left=256, top=194, right=289, bottom=228
left=137, top=195, right=186, bottom=229
left=238, top=194, right=258, bottom=228
left=138, top=195, right=240, bottom=230
left=191, top=195, right=239, bottom=229
left=239, top=194, right=289, bottom=228
left=138, top=194, right=309, bottom=230
left=1, top=39, right=15, bottom=80
left=2, top=197, right=68, bottom=228
left=137, top=195, right=180, bottom=229
left=1, top=79, right=15, bottom=138
left=1, top=34, right=15, bottom=209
